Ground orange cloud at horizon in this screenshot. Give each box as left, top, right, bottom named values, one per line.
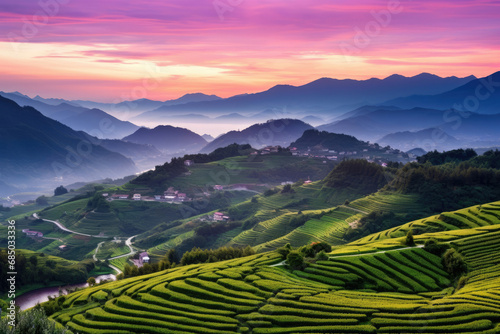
left=0, top=0, right=499, bottom=101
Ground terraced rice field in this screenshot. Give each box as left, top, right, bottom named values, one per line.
left=48, top=201, right=500, bottom=333
left=352, top=202, right=500, bottom=245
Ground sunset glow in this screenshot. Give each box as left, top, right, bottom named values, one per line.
left=1, top=0, right=499, bottom=101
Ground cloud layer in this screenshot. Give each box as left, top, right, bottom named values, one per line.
left=0, top=0, right=499, bottom=100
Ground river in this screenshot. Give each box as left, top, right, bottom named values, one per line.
left=15, top=274, right=116, bottom=310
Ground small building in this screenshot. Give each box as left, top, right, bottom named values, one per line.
left=164, top=187, right=176, bottom=195
left=214, top=185, right=224, bottom=191
left=154, top=195, right=162, bottom=200
left=24, top=230, right=43, bottom=238
left=58, top=245, right=67, bottom=251
left=281, top=181, right=293, bottom=186
left=139, top=252, right=150, bottom=265
left=112, top=194, right=129, bottom=200
left=177, top=193, right=187, bottom=200
left=133, top=194, right=141, bottom=201
left=214, top=212, right=224, bottom=221
left=102, top=193, right=108, bottom=197
left=184, top=160, right=194, bottom=166
left=165, top=195, right=176, bottom=201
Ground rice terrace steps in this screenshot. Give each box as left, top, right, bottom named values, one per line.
left=46, top=200, right=500, bottom=333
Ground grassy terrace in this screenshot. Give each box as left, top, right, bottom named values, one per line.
left=46, top=201, right=500, bottom=333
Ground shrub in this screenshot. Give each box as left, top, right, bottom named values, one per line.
left=424, top=238, right=450, bottom=256
left=286, top=251, right=305, bottom=270
left=404, top=230, right=415, bottom=246
left=316, top=251, right=329, bottom=261
left=442, top=248, right=468, bottom=279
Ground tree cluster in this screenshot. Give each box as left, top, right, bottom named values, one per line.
left=180, top=246, right=255, bottom=266
left=417, top=148, right=477, bottom=165
left=0, top=250, right=91, bottom=293
left=324, top=159, right=388, bottom=195
left=54, top=185, right=68, bottom=196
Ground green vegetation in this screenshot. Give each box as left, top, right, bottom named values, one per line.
left=35, top=200, right=500, bottom=333
left=0, top=305, right=70, bottom=333
left=417, top=148, right=478, bottom=164
left=0, top=250, right=94, bottom=294
left=323, top=159, right=389, bottom=196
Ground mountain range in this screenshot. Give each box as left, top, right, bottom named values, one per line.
left=200, top=119, right=313, bottom=153
left=0, top=92, right=139, bottom=139
left=123, top=125, right=208, bottom=153
left=131, top=73, right=476, bottom=123
left=35, top=92, right=222, bottom=119
left=0, top=96, right=138, bottom=194
left=385, top=71, right=500, bottom=114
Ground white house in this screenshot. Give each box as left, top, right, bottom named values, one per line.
left=139, top=252, right=150, bottom=265
left=214, top=212, right=224, bottom=221
left=133, top=194, right=141, bottom=201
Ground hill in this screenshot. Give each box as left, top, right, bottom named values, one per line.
left=0, top=96, right=137, bottom=190
left=377, top=128, right=460, bottom=151
left=318, top=106, right=500, bottom=150
left=122, top=125, right=207, bottom=153
left=200, top=119, right=313, bottom=153
left=35, top=93, right=222, bottom=119
left=0, top=92, right=139, bottom=139
left=133, top=73, right=475, bottom=122
left=39, top=200, right=500, bottom=334
left=385, top=70, right=500, bottom=114
left=0, top=249, right=101, bottom=295
left=289, top=129, right=370, bottom=151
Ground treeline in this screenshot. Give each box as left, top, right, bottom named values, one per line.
left=290, top=129, right=368, bottom=151
left=417, top=149, right=500, bottom=169
left=121, top=249, right=178, bottom=280
left=417, top=148, right=477, bottom=164
left=387, top=161, right=500, bottom=212
left=132, top=144, right=252, bottom=188
left=180, top=246, right=255, bottom=265
left=324, top=159, right=389, bottom=194
left=0, top=250, right=93, bottom=293
left=181, top=143, right=252, bottom=163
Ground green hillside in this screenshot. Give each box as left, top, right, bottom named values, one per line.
left=42, top=200, right=500, bottom=333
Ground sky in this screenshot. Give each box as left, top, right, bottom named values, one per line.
left=0, top=0, right=499, bottom=102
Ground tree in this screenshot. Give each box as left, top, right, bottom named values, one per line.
left=443, top=248, right=468, bottom=278
left=404, top=230, right=415, bottom=246
left=316, top=250, right=329, bottom=261
left=54, top=185, right=68, bottom=196
left=281, top=184, right=295, bottom=194
left=286, top=251, right=304, bottom=270
left=35, top=195, right=49, bottom=206
left=424, top=238, right=449, bottom=256
left=87, top=277, right=96, bottom=287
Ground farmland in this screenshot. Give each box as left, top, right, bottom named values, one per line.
left=44, top=200, right=500, bottom=333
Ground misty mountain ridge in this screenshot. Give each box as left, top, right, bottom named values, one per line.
left=122, top=125, right=208, bottom=154
left=0, top=91, right=139, bottom=139
left=0, top=96, right=138, bottom=192
left=384, top=71, right=500, bottom=114
left=132, top=73, right=476, bottom=122
left=200, top=119, right=313, bottom=153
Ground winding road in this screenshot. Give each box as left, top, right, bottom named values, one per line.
left=33, top=213, right=108, bottom=238
left=108, top=235, right=138, bottom=260
left=34, top=213, right=138, bottom=274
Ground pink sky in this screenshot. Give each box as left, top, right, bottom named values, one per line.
left=0, top=0, right=499, bottom=101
